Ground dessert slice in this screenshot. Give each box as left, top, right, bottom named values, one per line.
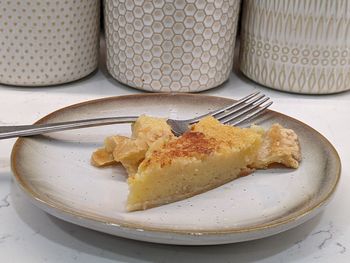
left=91, top=115, right=301, bottom=212
left=126, top=116, right=263, bottom=211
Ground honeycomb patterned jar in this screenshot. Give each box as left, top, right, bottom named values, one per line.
left=0, top=0, right=100, bottom=86
left=104, top=0, right=241, bottom=92
left=240, top=0, right=350, bottom=94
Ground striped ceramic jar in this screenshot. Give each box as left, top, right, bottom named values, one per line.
left=240, top=0, right=350, bottom=94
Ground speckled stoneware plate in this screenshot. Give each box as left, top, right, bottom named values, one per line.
left=11, top=94, right=341, bottom=245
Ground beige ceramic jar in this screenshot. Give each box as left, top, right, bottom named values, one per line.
left=0, top=0, right=100, bottom=86
left=104, top=0, right=241, bottom=92
left=240, top=0, right=350, bottom=94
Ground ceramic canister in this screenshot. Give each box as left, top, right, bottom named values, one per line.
left=240, top=0, right=350, bottom=94
left=104, top=0, right=241, bottom=92
left=0, top=0, right=100, bottom=86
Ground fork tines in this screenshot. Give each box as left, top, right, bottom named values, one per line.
left=213, top=92, right=272, bottom=126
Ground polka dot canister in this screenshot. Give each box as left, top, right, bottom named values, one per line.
left=240, top=0, right=350, bottom=94
left=104, top=0, right=241, bottom=92
left=0, top=0, right=100, bottom=86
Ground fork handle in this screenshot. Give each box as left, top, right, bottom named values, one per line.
left=0, top=116, right=138, bottom=140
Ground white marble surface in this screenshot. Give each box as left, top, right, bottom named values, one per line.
left=0, top=46, right=350, bottom=262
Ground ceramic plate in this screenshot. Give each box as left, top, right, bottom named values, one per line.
left=11, top=94, right=341, bottom=245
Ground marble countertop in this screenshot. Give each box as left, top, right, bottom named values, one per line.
left=0, top=52, right=350, bottom=262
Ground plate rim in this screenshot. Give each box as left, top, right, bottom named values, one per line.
left=10, top=93, right=342, bottom=236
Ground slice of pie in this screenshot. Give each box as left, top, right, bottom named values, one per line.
left=92, top=115, right=301, bottom=211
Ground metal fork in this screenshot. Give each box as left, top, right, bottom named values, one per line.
left=0, top=92, right=272, bottom=140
